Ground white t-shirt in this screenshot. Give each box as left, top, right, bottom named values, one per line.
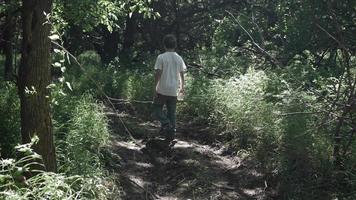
left=154, top=51, right=187, bottom=96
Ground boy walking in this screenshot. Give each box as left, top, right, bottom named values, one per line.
left=153, top=34, right=186, bottom=142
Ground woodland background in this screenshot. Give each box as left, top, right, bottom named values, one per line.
left=0, top=0, right=355, bottom=199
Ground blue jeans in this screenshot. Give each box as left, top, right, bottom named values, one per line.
left=152, top=93, right=177, bottom=138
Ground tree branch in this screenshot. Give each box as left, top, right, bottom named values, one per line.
left=226, top=10, right=281, bottom=67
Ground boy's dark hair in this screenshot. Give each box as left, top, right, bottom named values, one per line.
left=163, top=34, right=177, bottom=49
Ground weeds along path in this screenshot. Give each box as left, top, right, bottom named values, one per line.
left=104, top=109, right=273, bottom=200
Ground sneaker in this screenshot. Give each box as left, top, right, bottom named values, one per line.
left=165, top=128, right=176, bottom=142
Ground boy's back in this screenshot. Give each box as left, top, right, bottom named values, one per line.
left=154, top=51, right=186, bottom=97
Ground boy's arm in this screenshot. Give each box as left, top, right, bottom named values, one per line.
left=154, top=69, right=162, bottom=96
left=179, top=71, right=185, bottom=93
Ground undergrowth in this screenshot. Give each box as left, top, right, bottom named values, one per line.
left=53, top=92, right=120, bottom=199
left=0, top=67, right=120, bottom=199
left=0, top=82, right=20, bottom=158
left=104, top=50, right=355, bottom=199
left=0, top=137, right=117, bottom=200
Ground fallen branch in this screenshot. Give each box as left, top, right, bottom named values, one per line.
left=107, top=97, right=153, bottom=104
left=187, top=63, right=223, bottom=78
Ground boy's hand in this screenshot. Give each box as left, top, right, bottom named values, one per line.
left=179, top=87, right=185, bottom=95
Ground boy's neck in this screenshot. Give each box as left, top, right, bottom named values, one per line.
left=165, top=48, right=175, bottom=52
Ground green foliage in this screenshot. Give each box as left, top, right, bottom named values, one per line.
left=111, top=68, right=153, bottom=99
left=180, top=60, right=354, bottom=199
left=107, top=65, right=154, bottom=118
left=278, top=93, right=324, bottom=199
left=65, top=96, right=109, bottom=175
left=213, top=17, right=241, bottom=50
left=196, top=47, right=249, bottom=78
left=65, top=51, right=107, bottom=96
left=66, top=51, right=154, bottom=100
left=56, top=0, right=123, bottom=32
left=53, top=94, right=109, bottom=176
left=272, top=73, right=356, bottom=199
left=1, top=0, right=355, bottom=198
left=181, top=69, right=282, bottom=167
left=0, top=138, right=116, bottom=200
left=52, top=92, right=119, bottom=199
left=0, top=81, right=20, bottom=158
left=54, top=0, right=159, bottom=33
left=65, top=50, right=155, bottom=117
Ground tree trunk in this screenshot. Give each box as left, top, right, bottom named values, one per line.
left=96, top=27, right=119, bottom=64
left=3, top=0, right=15, bottom=81
left=174, top=0, right=181, bottom=50
left=122, top=14, right=136, bottom=54
left=18, top=0, right=56, bottom=172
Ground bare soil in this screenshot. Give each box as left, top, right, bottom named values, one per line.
left=105, top=111, right=276, bottom=200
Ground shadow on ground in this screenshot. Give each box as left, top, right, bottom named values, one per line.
left=105, top=112, right=276, bottom=200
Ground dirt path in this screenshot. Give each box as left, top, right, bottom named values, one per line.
left=105, top=112, right=273, bottom=200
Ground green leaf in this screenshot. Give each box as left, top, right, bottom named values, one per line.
left=66, top=82, right=73, bottom=91
left=49, top=34, right=60, bottom=41
left=53, top=62, right=62, bottom=67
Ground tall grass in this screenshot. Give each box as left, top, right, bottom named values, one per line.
left=53, top=94, right=110, bottom=176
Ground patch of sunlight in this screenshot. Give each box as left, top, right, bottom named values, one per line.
left=242, top=188, right=264, bottom=196
left=213, top=181, right=235, bottom=190
left=182, top=159, right=200, bottom=166
left=134, top=162, right=153, bottom=168
left=124, top=76, right=134, bottom=100
left=105, top=111, right=130, bottom=117
left=128, top=175, right=148, bottom=188
left=214, top=158, right=237, bottom=169
left=249, top=169, right=263, bottom=177
left=159, top=197, right=179, bottom=200
left=174, top=141, right=194, bottom=148
left=138, top=121, right=159, bottom=127
left=115, top=141, right=141, bottom=151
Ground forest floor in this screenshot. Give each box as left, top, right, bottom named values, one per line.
left=104, top=108, right=276, bottom=200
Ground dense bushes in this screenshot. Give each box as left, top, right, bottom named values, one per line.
left=65, top=51, right=155, bottom=117
left=66, top=51, right=154, bottom=98
left=182, top=68, right=280, bottom=150
left=276, top=90, right=331, bottom=199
